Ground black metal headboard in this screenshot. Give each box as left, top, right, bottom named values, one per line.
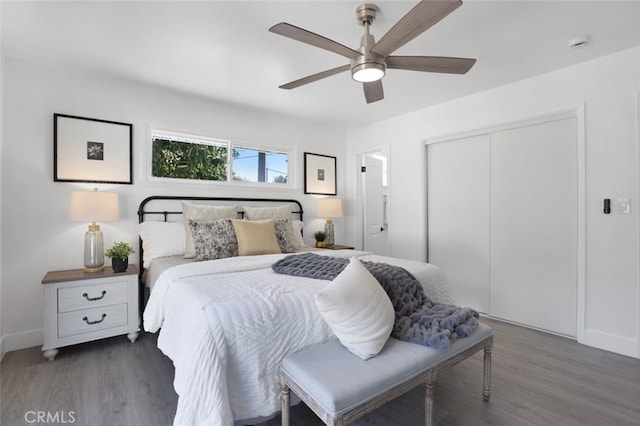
left=136, top=195, right=304, bottom=276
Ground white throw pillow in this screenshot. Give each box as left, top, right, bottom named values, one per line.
left=137, top=221, right=185, bottom=268
left=315, top=257, right=394, bottom=360
left=242, top=205, right=291, bottom=220
left=182, top=202, right=238, bottom=258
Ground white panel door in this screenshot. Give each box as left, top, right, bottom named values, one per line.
left=490, top=117, right=578, bottom=336
left=427, top=134, right=491, bottom=313
left=363, top=155, right=388, bottom=255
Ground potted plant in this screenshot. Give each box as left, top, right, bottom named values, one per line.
left=105, top=241, right=135, bottom=273
left=313, top=231, right=327, bottom=248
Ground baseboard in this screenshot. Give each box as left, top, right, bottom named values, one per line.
left=485, top=315, right=639, bottom=359
left=582, top=329, right=639, bottom=359
left=2, top=328, right=44, bottom=355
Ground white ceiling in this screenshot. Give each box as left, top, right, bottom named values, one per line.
left=3, top=1, right=640, bottom=130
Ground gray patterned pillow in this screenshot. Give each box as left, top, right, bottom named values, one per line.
left=274, top=219, right=297, bottom=253
left=188, top=219, right=238, bottom=261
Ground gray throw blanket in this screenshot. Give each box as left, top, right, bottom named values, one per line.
left=272, top=253, right=479, bottom=351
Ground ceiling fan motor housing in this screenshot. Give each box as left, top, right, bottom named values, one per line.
left=351, top=33, right=386, bottom=82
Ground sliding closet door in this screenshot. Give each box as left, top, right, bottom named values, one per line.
left=490, top=117, right=578, bottom=336
left=427, top=134, right=490, bottom=313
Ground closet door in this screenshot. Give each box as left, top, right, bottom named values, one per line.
left=427, top=134, right=491, bottom=313
left=490, top=117, right=578, bottom=336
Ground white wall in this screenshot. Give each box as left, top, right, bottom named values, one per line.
left=0, top=57, right=347, bottom=354
left=347, top=47, right=640, bottom=358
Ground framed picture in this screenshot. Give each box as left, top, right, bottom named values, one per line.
left=304, top=152, right=337, bottom=195
left=54, top=113, right=133, bottom=184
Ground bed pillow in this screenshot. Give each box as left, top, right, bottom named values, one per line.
left=242, top=205, right=291, bottom=221
left=137, top=221, right=185, bottom=268
left=290, top=219, right=307, bottom=249
left=231, top=219, right=282, bottom=256
left=315, top=257, right=395, bottom=360
left=274, top=219, right=297, bottom=253
left=182, top=202, right=238, bottom=258
left=188, top=219, right=238, bottom=261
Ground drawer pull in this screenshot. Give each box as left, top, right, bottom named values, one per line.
left=83, top=290, right=107, bottom=301
left=82, top=313, right=107, bottom=325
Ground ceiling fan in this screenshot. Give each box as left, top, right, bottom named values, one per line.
left=269, top=0, right=476, bottom=104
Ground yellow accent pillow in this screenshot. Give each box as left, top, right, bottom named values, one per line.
left=231, top=219, right=282, bottom=256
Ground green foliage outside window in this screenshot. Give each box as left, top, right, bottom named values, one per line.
left=152, top=138, right=228, bottom=181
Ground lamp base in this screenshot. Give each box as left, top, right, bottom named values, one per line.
left=324, top=219, right=335, bottom=247
left=84, top=224, right=105, bottom=273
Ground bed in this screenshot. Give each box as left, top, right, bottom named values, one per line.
left=137, top=196, right=452, bottom=426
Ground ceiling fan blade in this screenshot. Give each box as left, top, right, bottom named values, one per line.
left=279, top=64, right=350, bottom=90
left=269, top=22, right=361, bottom=59
left=363, top=80, right=384, bottom=104
left=370, top=0, right=462, bottom=58
left=387, top=56, right=476, bottom=74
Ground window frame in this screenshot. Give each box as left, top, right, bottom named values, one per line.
left=146, top=127, right=294, bottom=188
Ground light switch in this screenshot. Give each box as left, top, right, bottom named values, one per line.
left=616, top=198, right=631, bottom=214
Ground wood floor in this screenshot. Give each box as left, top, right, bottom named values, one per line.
left=2, top=318, right=639, bottom=426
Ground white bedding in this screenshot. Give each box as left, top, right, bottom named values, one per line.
left=143, top=250, right=451, bottom=425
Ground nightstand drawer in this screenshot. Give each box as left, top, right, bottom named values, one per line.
left=58, top=304, right=128, bottom=338
left=58, top=281, right=128, bottom=313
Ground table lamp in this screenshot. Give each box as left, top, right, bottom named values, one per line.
left=317, top=198, right=343, bottom=247
left=68, top=188, right=120, bottom=272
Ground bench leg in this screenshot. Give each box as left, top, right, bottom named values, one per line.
left=281, top=381, right=291, bottom=426
left=425, top=371, right=437, bottom=426
left=483, top=345, right=492, bottom=401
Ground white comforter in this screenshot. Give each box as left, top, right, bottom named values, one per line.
left=143, top=250, right=451, bottom=426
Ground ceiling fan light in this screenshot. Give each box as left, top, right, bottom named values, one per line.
left=352, top=62, right=385, bottom=83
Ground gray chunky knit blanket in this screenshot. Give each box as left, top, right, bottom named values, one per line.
left=272, top=253, right=478, bottom=351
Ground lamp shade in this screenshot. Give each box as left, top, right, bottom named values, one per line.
left=68, top=189, right=119, bottom=222
left=317, top=198, right=343, bottom=218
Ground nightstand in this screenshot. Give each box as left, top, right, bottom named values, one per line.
left=41, top=266, right=139, bottom=361
left=324, top=244, right=355, bottom=250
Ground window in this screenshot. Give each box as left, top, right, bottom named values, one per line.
left=150, top=130, right=290, bottom=186
left=152, top=132, right=228, bottom=182
left=232, top=146, right=288, bottom=184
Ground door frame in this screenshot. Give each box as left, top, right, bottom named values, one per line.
left=355, top=145, right=391, bottom=254
left=636, top=89, right=640, bottom=358
left=424, top=104, right=586, bottom=343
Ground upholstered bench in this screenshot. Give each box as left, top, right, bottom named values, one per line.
left=280, top=323, right=493, bottom=426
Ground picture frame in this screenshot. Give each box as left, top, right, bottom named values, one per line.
left=304, top=152, right=337, bottom=195
left=54, top=113, right=133, bottom=184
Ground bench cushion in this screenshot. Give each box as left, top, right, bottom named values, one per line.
left=281, top=323, right=492, bottom=416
